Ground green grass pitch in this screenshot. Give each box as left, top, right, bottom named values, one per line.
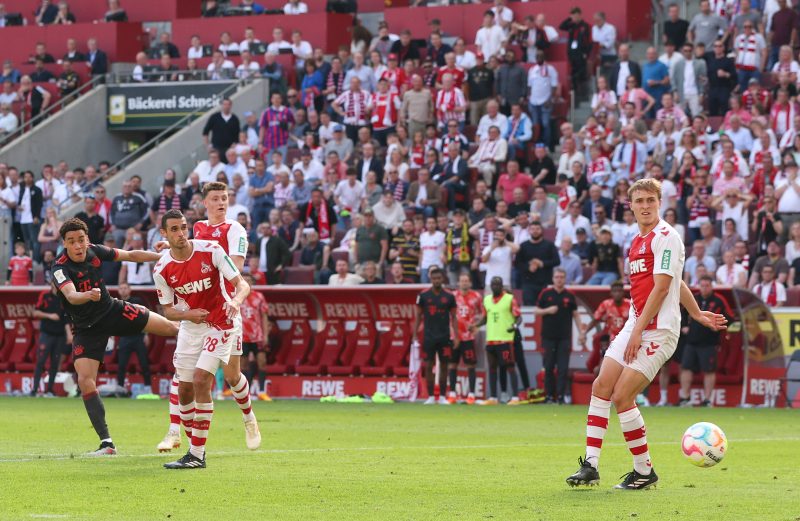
left=0, top=397, right=798, bottom=521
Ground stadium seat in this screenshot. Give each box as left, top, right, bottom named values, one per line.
left=328, top=322, right=377, bottom=376
left=4, top=320, right=34, bottom=371
left=331, top=250, right=349, bottom=266
left=283, top=266, right=315, bottom=284
left=158, top=337, right=178, bottom=374
left=267, top=320, right=312, bottom=374
left=361, top=322, right=411, bottom=377
left=296, top=321, right=344, bottom=375
left=103, top=338, right=120, bottom=373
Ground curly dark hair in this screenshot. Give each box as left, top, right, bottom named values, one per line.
left=59, top=217, right=89, bottom=240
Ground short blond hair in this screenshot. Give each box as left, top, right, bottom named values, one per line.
left=627, top=178, right=662, bottom=201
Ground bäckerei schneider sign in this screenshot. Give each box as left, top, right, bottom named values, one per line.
left=107, top=81, right=235, bottom=130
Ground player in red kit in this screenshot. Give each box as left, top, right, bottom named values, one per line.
left=154, top=210, right=251, bottom=469
left=567, top=179, right=727, bottom=490
left=6, top=241, right=33, bottom=286
left=156, top=181, right=260, bottom=453
left=240, top=273, right=270, bottom=401
left=580, top=280, right=630, bottom=375
left=448, top=273, right=483, bottom=404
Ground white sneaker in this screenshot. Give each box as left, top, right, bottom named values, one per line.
left=655, top=398, right=668, bottom=407
left=244, top=419, right=261, bottom=450
left=438, top=396, right=450, bottom=405
left=157, top=430, right=181, bottom=453
left=423, top=397, right=436, bottom=405
left=507, top=397, right=521, bottom=405
left=214, top=391, right=224, bottom=401
left=636, top=393, right=651, bottom=407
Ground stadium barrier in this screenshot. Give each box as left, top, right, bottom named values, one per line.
left=0, top=286, right=790, bottom=406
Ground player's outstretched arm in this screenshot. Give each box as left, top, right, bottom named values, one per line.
left=116, top=249, right=162, bottom=263
left=161, top=303, right=209, bottom=324
left=679, top=280, right=728, bottom=331
left=59, top=282, right=101, bottom=305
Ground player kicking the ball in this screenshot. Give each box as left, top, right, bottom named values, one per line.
left=156, top=182, right=260, bottom=452
left=154, top=210, right=251, bottom=469
left=565, top=179, right=727, bottom=490
left=52, top=218, right=178, bottom=456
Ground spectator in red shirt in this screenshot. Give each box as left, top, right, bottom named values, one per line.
left=495, top=160, right=534, bottom=204
left=6, top=241, right=32, bottom=285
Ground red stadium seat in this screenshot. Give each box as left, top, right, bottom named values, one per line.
left=361, top=322, right=411, bottom=377
left=5, top=320, right=34, bottom=371
left=103, top=338, right=120, bottom=372
left=158, top=337, right=178, bottom=374
left=267, top=320, right=312, bottom=374
left=283, top=266, right=315, bottom=284
left=328, top=322, right=377, bottom=376
left=296, top=321, right=344, bottom=375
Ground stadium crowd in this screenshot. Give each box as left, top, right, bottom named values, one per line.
left=1, top=0, right=800, bottom=312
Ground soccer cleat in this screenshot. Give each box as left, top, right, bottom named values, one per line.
left=543, top=397, right=556, bottom=404
left=700, top=399, right=713, bottom=407
left=437, top=396, right=450, bottom=405
left=636, top=393, right=650, bottom=407
left=507, top=397, right=521, bottom=406
left=477, top=397, right=498, bottom=405
left=163, top=451, right=206, bottom=469
left=566, top=457, right=600, bottom=487
left=244, top=419, right=262, bottom=450
left=676, top=397, right=691, bottom=407
left=85, top=442, right=117, bottom=457
left=157, top=431, right=181, bottom=453
left=423, top=397, right=436, bottom=405
left=257, top=393, right=272, bottom=402
left=465, top=393, right=476, bottom=405
left=613, top=468, right=658, bottom=490
left=655, top=398, right=669, bottom=407
left=447, top=391, right=458, bottom=404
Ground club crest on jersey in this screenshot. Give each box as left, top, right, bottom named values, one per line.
left=212, top=227, right=222, bottom=238
left=201, top=262, right=212, bottom=274
left=638, top=243, right=646, bottom=255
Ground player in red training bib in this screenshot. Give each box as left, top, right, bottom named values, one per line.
left=239, top=273, right=270, bottom=401
left=566, top=179, right=727, bottom=491
left=580, top=280, right=630, bottom=375
left=153, top=210, right=251, bottom=469
left=156, top=181, right=260, bottom=453
left=449, top=273, right=483, bottom=404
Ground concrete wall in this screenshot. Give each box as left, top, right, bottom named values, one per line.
left=60, top=79, right=271, bottom=217
left=0, top=86, right=129, bottom=174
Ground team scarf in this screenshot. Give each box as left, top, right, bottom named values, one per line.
left=446, top=222, right=470, bottom=262
left=770, top=101, right=795, bottom=137
left=757, top=280, right=778, bottom=306
left=326, top=71, right=345, bottom=97
left=158, top=192, right=181, bottom=215
left=307, top=197, right=331, bottom=240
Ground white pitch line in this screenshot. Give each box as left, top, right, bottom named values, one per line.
left=0, top=437, right=798, bottom=464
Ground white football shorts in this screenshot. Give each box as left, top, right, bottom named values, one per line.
left=173, top=324, right=238, bottom=382
left=604, top=316, right=679, bottom=382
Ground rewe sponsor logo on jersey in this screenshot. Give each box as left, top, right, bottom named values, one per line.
left=201, top=262, right=212, bottom=274
left=629, top=258, right=647, bottom=274
left=173, top=277, right=213, bottom=295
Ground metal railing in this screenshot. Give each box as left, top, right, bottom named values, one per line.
left=107, top=68, right=261, bottom=85
left=0, top=74, right=105, bottom=148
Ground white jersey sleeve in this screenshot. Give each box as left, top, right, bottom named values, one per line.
left=153, top=269, right=175, bottom=306
left=212, top=243, right=241, bottom=282
left=652, top=228, right=685, bottom=279
left=226, top=221, right=248, bottom=259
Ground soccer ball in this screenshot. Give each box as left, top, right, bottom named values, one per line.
left=681, top=422, right=728, bottom=467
